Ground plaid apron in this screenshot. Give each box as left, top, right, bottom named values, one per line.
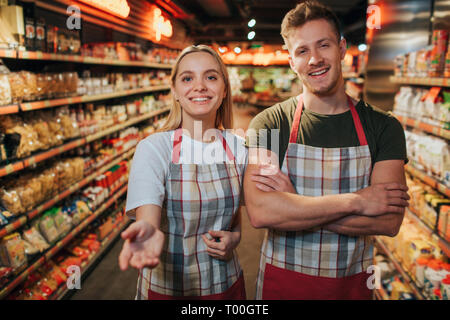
left=256, top=95, right=374, bottom=300
left=136, top=129, right=245, bottom=299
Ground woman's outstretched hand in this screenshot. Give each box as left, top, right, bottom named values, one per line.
left=118, top=220, right=164, bottom=270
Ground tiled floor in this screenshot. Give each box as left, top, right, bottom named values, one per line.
left=70, top=105, right=265, bottom=300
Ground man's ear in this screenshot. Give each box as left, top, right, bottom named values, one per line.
left=339, top=38, right=347, bottom=60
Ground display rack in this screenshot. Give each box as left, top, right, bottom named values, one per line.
left=0, top=145, right=135, bottom=239
left=374, top=237, right=426, bottom=300
left=0, top=85, right=170, bottom=115
left=0, top=183, right=128, bottom=299
left=393, top=114, right=450, bottom=141
left=376, top=74, right=450, bottom=300
left=406, top=206, right=450, bottom=258
left=390, top=76, right=450, bottom=87
left=0, top=106, right=170, bottom=179
left=405, top=164, right=450, bottom=198
left=52, top=210, right=130, bottom=300
left=0, top=49, right=173, bottom=69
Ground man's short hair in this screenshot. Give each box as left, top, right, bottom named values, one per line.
left=281, top=1, right=342, bottom=46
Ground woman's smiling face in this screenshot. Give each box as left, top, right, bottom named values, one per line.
left=173, top=51, right=227, bottom=122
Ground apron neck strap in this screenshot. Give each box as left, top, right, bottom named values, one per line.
left=289, top=94, right=368, bottom=146
left=172, top=128, right=236, bottom=163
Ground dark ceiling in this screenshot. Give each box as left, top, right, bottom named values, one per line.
left=157, top=0, right=368, bottom=46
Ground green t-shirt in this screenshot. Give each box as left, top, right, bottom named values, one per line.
left=246, top=96, right=408, bottom=168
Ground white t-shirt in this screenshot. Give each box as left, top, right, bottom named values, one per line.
left=125, top=130, right=248, bottom=217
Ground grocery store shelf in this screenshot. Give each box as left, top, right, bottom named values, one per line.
left=0, top=104, right=19, bottom=115
left=405, top=164, right=450, bottom=198
left=406, top=207, right=450, bottom=258
left=374, top=237, right=425, bottom=300
left=0, top=184, right=128, bottom=300
left=18, top=85, right=170, bottom=112
left=0, top=146, right=135, bottom=239
left=390, top=76, right=450, bottom=87
left=394, top=114, right=450, bottom=140
left=0, top=106, right=170, bottom=179
left=53, top=215, right=130, bottom=300
left=0, top=49, right=173, bottom=69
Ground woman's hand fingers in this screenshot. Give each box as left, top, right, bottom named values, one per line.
left=118, top=239, right=132, bottom=271
left=202, top=234, right=225, bottom=250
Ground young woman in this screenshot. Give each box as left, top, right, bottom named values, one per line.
left=119, top=45, right=247, bottom=300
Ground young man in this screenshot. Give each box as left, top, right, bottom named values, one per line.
left=244, top=1, right=409, bottom=300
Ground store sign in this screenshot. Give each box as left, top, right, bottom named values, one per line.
left=153, top=8, right=173, bottom=41
left=78, top=0, right=130, bottom=18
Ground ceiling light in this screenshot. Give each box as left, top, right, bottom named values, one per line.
left=248, top=19, right=256, bottom=28
left=247, top=31, right=256, bottom=40
left=218, top=47, right=227, bottom=53
left=234, top=47, right=241, bottom=54
left=358, top=43, right=367, bottom=52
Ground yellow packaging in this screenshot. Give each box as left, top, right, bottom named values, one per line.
left=407, top=239, right=435, bottom=269
left=391, top=281, right=412, bottom=300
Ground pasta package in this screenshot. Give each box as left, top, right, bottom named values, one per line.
left=38, top=213, right=60, bottom=244
left=0, top=187, right=25, bottom=216
left=0, top=233, right=28, bottom=272
left=22, top=227, right=50, bottom=253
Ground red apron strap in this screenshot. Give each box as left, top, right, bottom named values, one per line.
left=171, top=129, right=236, bottom=163
left=288, top=95, right=304, bottom=144
left=347, top=96, right=368, bottom=146
left=289, top=95, right=368, bottom=146
left=171, top=128, right=183, bottom=164
left=218, top=132, right=236, bottom=162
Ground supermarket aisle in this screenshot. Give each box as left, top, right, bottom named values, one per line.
left=69, top=105, right=264, bottom=300
left=69, top=237, right=139, bottom=300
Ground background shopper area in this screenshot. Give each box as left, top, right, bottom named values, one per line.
left=0, top=0, right=448, bottom=300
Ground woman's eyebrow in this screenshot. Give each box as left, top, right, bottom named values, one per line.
left=178, top=69, right=220, bottom=77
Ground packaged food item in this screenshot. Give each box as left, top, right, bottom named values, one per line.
left=16, top=184, right=35, bottom=212
left=35, top=18, right=46, bottom=52
left=22, top=226, right=50, bottom=253
left=30, top=118, right=52, bottom=150
left=42, top=111, right=63, bottom=146
left=21, top=71, right=38, bottom=102
left=438, top=205, right=450, bottom=241
left=57, top=29, right=69, bottom=54
left=415, top=257, right=430, bottom=288
left=55, top=106, right=80, bottom=139
left=0, top=233, right=27, bottom=272
left=22, top=239, right=39, bottom=257
left=48, top=264, right=67, bottom=286
left=0, top=187, right=25, bottom=216
left=52, top=208, right=72, bottom=237
left=0, top=61, right=12, bottom=106
left=442, top=275, right=450, bottom=300
left=0, top=266, right=13, bottom=287
left=424, top=259, right=445, bottom=296
left=46, top=25, right=57, bottom=54
left=8, top=72, right=25, bottom=103
left=38, top=213, right=60, bottom=244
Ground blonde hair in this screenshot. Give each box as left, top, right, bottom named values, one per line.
left=159, top=45, right=233, bottom=132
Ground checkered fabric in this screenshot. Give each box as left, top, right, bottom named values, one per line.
left=255, top=96, right=374, bottom=299
left=136, top=131, right=243, bottom=299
